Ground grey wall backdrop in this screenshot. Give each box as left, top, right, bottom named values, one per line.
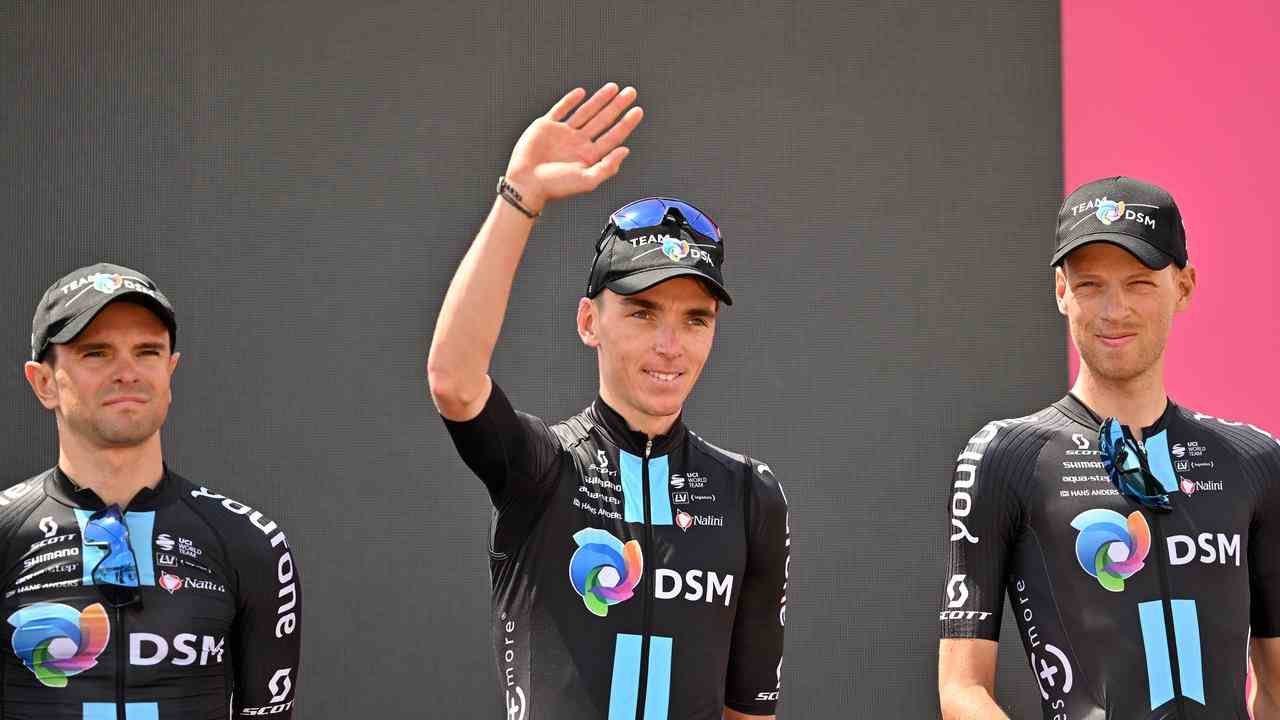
left=3, top=1, right=1062, bottom=716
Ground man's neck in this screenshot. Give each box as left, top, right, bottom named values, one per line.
left=598, top=386, right=679, bottom=439
left=57, top=431, right=165, bottom=508
left=1070, top=360, right=1169, bottom=430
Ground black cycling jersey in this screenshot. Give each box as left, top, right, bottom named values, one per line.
left=0, top=468, right=301, bottom=719
left=444, top=383, right=789, bottom=719
left=941, top=394, right=1280, bottom=719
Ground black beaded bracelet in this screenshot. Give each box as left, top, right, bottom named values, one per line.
left=496, top=176, right=540, bottom=219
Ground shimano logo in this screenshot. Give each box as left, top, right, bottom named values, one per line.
left=22, top=547, right=79, bottom=570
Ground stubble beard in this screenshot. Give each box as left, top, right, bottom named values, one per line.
left=1075, top=325, right=1167, bottom=385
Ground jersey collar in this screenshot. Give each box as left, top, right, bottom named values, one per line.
left=1054, top=392, right=1179, bottom=439
left=46, top=465, right=182, bottom=511
left=588, top=396, right=688, bottom=457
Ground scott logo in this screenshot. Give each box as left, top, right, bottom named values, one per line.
left=945, top=575, right=969, bottom=608
left=268, top=668, right=293, bottom=702
left=38, top=517, right=58, bottom=538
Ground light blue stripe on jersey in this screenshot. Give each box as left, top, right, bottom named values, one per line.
left=74, top=510, right=157, bottom=587
left=83, top=704, right=115, bottom=720
left=648, top=455, right=672, bottom=526
left=608, top=633, right=643, bottom=720
left=644, top=635, right=673, bottom=719
left=126, top=704, right=159, bottom=720
left=1171, top=599, right=1205, bottom=704
left=1139, top=600, right=1175, bottom=710
left=619, top=451, right=645, bottom=523
left=1144, top=430, right=1179, bottom=493
left=82, top=704, right=154, bottom=720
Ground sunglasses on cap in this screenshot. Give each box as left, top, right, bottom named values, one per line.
left=598, top=197, right=723, bottom=250
left=1098, top=418, right=1173, bottom=512
left=84, top=505, right=143, bottom=608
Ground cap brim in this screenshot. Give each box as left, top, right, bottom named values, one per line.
left=604, top=267, right=733, bottom=305
left=48, top=291, right=177, bottom=345
left=1050, top=233, right=1174, bottom=270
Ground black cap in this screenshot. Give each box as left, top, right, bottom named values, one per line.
left=586, top=203, right=733, bottom=305
left=1051, top=176, right=1188, bottom=270
left=31, top=263, right=177, bottom=361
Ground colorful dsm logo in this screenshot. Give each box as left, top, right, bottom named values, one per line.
left=92, top=274, right=125, bottom=294
left=1070, top=509, right=1151, bottom=592
left=8, top=602, right=110, bottom=687
left=1095, top=199, right=1126, bottom=225
left=661, top=237, right=691, bottom=262
left=568, top=528, right=643, bottom=617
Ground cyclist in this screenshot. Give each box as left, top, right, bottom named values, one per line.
left=428, top=83, right=790, bottom=719
left=937, top=177, right=1280, bottom=719
left=4, top=262, right=301, bottom=718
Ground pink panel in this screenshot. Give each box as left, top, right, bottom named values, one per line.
left=1062, top=0, right=1280, bottom=431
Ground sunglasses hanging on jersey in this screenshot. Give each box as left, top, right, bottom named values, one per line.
left=84, top=505, right=143, bottom=608
left=1098, top=418, right=1173, bottom=513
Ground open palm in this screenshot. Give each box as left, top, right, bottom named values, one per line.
left=504, top=83, right=644, bottom=212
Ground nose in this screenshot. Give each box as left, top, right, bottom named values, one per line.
left=1098, top=284, right=1133, bottom=323
left=110, top=353, right=144, bottom=385
left=653, top=322, right=681, bottom=358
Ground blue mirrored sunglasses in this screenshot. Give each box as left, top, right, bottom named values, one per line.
left=1098, top=418, right=1173, bottom=512
left=607, top=197, right=722, bottom=244
left=85, top=505, right=142, bottom=607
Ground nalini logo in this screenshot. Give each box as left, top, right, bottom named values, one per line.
left=159, top=572, right=184, bottom=594
left=7, top=602, right=110, bottom=687
left=1095, top=199, right=1126, bottom=225
left=1070, top=509, right=1151, bottom=592
left=675, top=511, right=694, bottom=531
left=568, top=528, right=643, bottom=617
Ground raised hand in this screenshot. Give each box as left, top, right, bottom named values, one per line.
left=503, top=83, right=644, bottom=214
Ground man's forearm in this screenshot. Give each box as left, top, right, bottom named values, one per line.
left=940, top=685, right=1009, bottom=720
left=427, top=196, right=535, bottom=414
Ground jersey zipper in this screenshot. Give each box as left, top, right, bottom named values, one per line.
left=635, top=438, right=654, bottom=720
left=115, top=605, right=127, bottom=720
left=1150, top=511, right=1186, bottom=718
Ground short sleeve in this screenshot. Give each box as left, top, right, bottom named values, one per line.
left=940, top=421, right=1031, bottom=641
left=724, top=459, right=789, bottom=715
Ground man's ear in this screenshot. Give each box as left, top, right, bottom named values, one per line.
left=1054, top=266, right=1069, bottom=316
left=23, top=359, right=59, bottom=410
left=1174, top=264, right=1196, bottom=313
left=577, top=297, right=601, bottom=348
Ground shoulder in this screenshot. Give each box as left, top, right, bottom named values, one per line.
left=1175, top=406, right=1280, bottom=465
left=0, top=471, right=52, bottom=518
left=172, top=472, right=294, bottom=562
left=547, top=408, right=595, bottom=453
left=0, top=471, right=54, bottom=543
left=688, top=432, right=788, bottom=511
left=957, top=405, right=1068, bottom=472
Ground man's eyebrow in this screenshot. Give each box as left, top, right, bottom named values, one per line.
left=66, top=341, right=113, bottom=352
left=685, top=307, right=717, bottom=319
left=620, top=297, right=660, bottom=309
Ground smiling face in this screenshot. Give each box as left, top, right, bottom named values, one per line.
left=1055, top=242, right=1195, bottom=384
left=578, top=277, right=718, bottom=432
left=26, top=301, right=180, bottom=449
